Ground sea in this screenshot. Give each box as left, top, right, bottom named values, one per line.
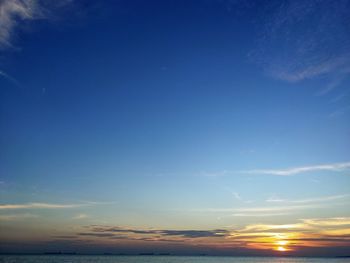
left=0, top=256, right=350, bottom=263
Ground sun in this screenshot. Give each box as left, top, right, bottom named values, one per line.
left=277, top=246, right=287, bottom=252
left=274, top=240, right=290, bottom=252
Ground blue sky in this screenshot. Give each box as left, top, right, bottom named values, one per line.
left=0, top=0, right=350, bottom=256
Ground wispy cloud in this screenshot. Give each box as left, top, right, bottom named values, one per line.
left=241, top=223, right=308, bottom=232
left=249, top=0, right=350, bottom=92
left=191, top=203, right=322, bottom=218
left=0, top=70, right=21, bottom=87
left=316, top=74, right=347, bottom=96
left=229, top=204, right=322, bottom=217
left=0, top=0, right=74, bottom=50
left=266, top=194, right=350, bottom=204
left=328, top=105, right=350, bottom=118
left=0, top=213, right=38, bottom=221
left=229, top=212, right=291, bottom=217
left=0, top=0, right=43, bottom=49
left=203, top=162, right=350, bottom=178
left=303, top=217, right=350, bottom=227
left=234, top=205, right=319, bottom=213
left=244, top=162, right=350, bottom=176
left=330, top=91, right=349, bottom=103
left=269, top=56, right=350, bottom=83
left=191, top=193, right=348, bottom=218
left=0, top=202, right=86, bottom=210
left=73, top=213, right=88, bottom=220
left=232, top=192, right=242, bottom=201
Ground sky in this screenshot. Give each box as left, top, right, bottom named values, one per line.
left=0, top=0, right=350, bottom=257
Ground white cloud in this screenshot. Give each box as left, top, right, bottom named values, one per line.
left=244, top=162, right=350, bottom=176
left=0, top=0, right=74, bottom=50
left=0, top=0, right=43, bottom=49
left=0, top=202, right=86, bottom=210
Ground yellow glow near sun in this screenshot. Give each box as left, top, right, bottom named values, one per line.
left=277, top=240, right=288, bottom=246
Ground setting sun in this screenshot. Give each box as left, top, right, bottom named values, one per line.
left=277, top=246, right=287, bottom=252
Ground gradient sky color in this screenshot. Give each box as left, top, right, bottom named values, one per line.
left=0, top=0, right=350, bottom=257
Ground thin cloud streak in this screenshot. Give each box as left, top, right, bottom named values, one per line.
left=0, top=70, right=21, bottom=87
left=192, top=203, right=321, bottom=215
left=73, top=213, right=88, bottom=220
left=0, top=213, right=38, bottom=221
left=266, top=194, right=350, bottom=204
left=270, top=56, right=350, bottom=83
left=244, top=162, right=350, bottom=176
left=0, top=202, right=86, bottom=210
left=235, top=204, right=322, bottom=213
left=230, top=212, right=291, bottom=217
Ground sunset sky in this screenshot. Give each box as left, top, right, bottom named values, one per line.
left=1, top=0, right=350, bottom=257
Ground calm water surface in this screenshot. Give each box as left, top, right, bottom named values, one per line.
left=1, top=256, right=350, bottom=263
